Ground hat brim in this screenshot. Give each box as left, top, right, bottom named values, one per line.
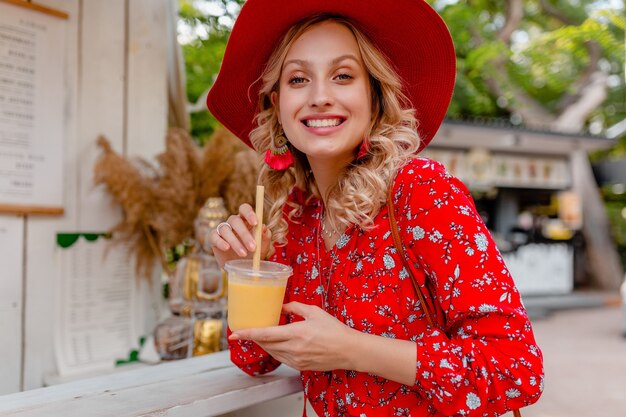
left=207, top=0, right=456, bottom=151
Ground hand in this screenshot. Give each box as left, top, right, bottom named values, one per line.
left=209, top=203, right=272, bottom=269
left=229, top=302, right=358, bottom=372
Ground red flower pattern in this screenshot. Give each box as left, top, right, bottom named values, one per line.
left=228, top=158, right=544, bottom=416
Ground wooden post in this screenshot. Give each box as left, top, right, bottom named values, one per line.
left=571, top=150, right=624, bottom=290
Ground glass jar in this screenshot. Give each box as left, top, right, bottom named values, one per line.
left=153, top=314, right=193, bottom=361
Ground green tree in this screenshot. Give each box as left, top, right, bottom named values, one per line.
left=179, top=0, right=244, bottom=143
left=433, top=0, right=625, bottom=135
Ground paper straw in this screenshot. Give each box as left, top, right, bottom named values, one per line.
left=252, top=185, right=264, bottom=270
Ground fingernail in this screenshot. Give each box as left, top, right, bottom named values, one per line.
left=228, top=334, right=239, bottom=341
left=248, top=241, right=256, bottom=251
left=238, top=249, right=247, bottom=257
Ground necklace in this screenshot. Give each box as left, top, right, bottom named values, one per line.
left=316, top=206, right=334, bottom=310
left=321, top=215, right=340, bottom=238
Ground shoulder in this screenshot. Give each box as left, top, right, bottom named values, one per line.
left=394, top=157, right=454, bottom=190
left=392, top=157, right=474, bottom=211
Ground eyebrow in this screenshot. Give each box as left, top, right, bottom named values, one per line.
left=283, top=54, right=361, bottom=69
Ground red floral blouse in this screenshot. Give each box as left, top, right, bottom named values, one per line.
left=228, top=158, right=544, bottom=416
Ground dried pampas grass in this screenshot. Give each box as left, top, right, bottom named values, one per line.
left=223, top=148, right=260, bottom=215
left=199, top=127, right=236, bottom=198
left=94, top=127, right=260, bottom=280
left=152, top=128, right=202, bottom=249
left=94, top=136, right=162, bottom=279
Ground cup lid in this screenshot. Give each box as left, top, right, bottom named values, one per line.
left=224, top=259, right=293, bottom=279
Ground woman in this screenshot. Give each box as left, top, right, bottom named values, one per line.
left=207, top=1, right=544, bottom=416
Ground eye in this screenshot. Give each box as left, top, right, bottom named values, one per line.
left=288, top=76, right=307, bottom=85
left=335, top=73, right=353, bottom=81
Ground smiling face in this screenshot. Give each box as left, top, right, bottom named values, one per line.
left=273, top=21, right=372, bottom=167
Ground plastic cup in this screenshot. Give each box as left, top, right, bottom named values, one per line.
left=225, top=259, right=293, bottom=331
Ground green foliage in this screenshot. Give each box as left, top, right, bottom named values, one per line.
left=179, top=0, right=244, bottom=32
left=593, top=139, right=626, bottom=161
left=179, top=0, right=244, bottom=141
left=434, top=0, right=625, bottom=130
left=183, top=32, right=229, bottom=143
left=433, top=1, right=505, bottom=120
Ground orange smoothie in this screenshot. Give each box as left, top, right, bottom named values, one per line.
left=228, top=276, right=287, bottom=331
left=224, top=259, right=292, bottom=332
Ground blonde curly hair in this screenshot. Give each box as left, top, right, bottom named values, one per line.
left=249, top=14, right=421, bottom=251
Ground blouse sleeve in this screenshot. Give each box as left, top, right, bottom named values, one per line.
left=393, top=158, right=544, bottom=416
left=227, top=241, right=292, bottom=376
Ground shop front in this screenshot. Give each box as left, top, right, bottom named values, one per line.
left=423, top=121, right=616, bottom=295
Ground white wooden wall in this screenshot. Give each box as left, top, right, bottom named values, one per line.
left=0, top=215, right=23, bottom=394
left=0, top=0, right=169, bottom=394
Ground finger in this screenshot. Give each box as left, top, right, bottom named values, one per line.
left=281, top=302, right=317, bottom=319
left=209, top=229, right=231, bottom=253
left=261, top=225, right=272, bottom=253
left=230, top=324, right=294, bottom=343
left=254, top=345, right=293, bottom=367
left=228, top=215, right=256, bottom=256
left=215, top=216, right=247, bottom=257
left=238, top=203, right=257, bottom=227
left=262, top=225, right=272, bottom=241
left=255, top=342, right=294, bottom=363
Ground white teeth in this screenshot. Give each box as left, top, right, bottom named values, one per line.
left=305, top=119, right=342, bottom=128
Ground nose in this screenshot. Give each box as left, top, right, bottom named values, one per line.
left=308, top=81, right=334, bottom=108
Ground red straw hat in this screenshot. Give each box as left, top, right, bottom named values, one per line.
left=207, top=0, right=456, bottom=151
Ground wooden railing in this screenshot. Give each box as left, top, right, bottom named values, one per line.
left=0, top=351, right=303, bottom=417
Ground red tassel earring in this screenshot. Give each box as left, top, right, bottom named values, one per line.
left=356, top=139, right=370, bottom=160
left=264, top=128, right=294, bottom=170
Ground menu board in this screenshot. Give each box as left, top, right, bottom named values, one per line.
left=0, top=1, right=67, bottom=214
left=55, top=234, right=140, bottom=377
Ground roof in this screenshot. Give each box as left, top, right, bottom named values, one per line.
left=443, top=117, right=611, bottom=141
left=433, top=118, right=615, bottom=156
